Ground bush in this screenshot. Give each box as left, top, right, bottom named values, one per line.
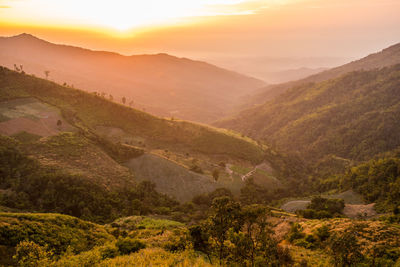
left=100, top=244, right=119, bottom=260
left=287, top=223, right=305, bottom=242
left=314, top=225, right=330, bottom=243
left=116, top=238, right=145, bottom=255
left=13, top=241, right=53, bottom=267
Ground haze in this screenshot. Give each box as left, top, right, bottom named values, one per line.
left=1, top=0, right=399, bottom=59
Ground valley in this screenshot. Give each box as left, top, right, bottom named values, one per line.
left=0, top=5, right=400, bottom=264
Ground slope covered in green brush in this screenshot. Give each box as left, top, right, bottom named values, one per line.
left=217, top=64, right=400, bottom=176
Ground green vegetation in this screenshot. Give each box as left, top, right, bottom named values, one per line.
left=189, top=197, right=292, bottom=266
left=298, top=196, right=345, bottom=219
left=0, top=212, right=113, bottom=265
left=218, top=64, right=400, bottom=181
left=341, top=153, right=400, bottom=212
left=0, top=135, right=178, bottom=223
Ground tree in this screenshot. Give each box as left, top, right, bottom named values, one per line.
left=13, top=241, right=53, bottom=267
left=109, top=94, right=113, bottom=101
left=122, top=97, right=126, bottom=105
left=56, top=120, right=62, bottom=127
left=44, top=70, right=50, bottom=79
left=240, top=178, right=271, bottom=205
left=189, top=225, right=212, bottom=263
left=207, top=196, right=241, bottom=265
left=327, top=229, right=363, bottom=267
left=229, top=205, right=281, bottom=266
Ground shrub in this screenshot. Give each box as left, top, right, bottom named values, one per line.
left=116, top=238, right=145, bottom=255
left=314, top=225, right=330, bottom=243
left=13, top=241, right=53, bottom=267
left=287, top=223, right=305, bottom=242
left=100, top=244, right=119, bottom=260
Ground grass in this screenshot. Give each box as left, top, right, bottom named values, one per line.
left=11, top=131, right=42, bottom=143
left=110, top=216, right=184, bottom=231
left=99, top=248, right=213, bottom=267
left=230, top=164, right=252, bottom=175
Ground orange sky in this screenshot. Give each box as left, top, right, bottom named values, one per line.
left=0, top=0, right=400, bottom=59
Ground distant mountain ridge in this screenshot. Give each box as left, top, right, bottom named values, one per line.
left=240, top=42, right=400, bottom=108
left=0, top=33, right=265, bottom=122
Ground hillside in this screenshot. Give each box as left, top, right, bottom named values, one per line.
left=0, top=66, right=283, bottom=206
left=2, top=208, right=400, bottom=266
left=0, top=33, right=265, bottom=122
left=240, top=42, right=400, bottom=108
left=217, top=64, right=400, bottom=176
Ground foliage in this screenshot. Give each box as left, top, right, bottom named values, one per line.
left=341, top=155, right=400, bottom=212
left=0, top=212, right=113, bottom=265
left=13, top=241, right=53, bottom=267
left=298, top=196, right=345, bottom=219
left=327, top=230, right=363, bottom=267
left=219, top=64, right=400, bottom=179
left=239, top=178, right=272, bottom=205
left=0, top=135, right=178, bottom=223
left=116, top=238, right=146, bottom=255
left=189, top=197, right=291, bottom=265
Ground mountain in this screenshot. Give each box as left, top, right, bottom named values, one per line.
left=0, top=33, right=265, bottom=123
left=240, top=42, right=400, bottom=108
left=0, top=66, right=287, bottom=207
left=216, top=64, right=400, bottom=176
left=260, top=67, right=328, bottom=84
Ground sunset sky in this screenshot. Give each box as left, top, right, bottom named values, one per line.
left=1, top=0, right=400, bottom=61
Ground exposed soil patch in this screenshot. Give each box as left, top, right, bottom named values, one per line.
left=0, top=98, right=75, bottom=137
left=343, top=203, right=377, bottom=219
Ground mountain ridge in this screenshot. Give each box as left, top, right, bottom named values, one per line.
left=0, top=33, right=265, bottom=123
left=239, top=41, right=400, bottom=108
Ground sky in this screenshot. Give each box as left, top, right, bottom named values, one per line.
left=1, top=0, right=400, bottom=61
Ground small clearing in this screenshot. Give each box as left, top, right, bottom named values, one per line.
left=0, top=98, right=75, bottom=137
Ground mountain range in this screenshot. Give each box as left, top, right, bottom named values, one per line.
left=0, top=33, right=265, bottom=123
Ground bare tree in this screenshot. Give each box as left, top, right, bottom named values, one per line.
left=44, top=70, right=50, bottom=79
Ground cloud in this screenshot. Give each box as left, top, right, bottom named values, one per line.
left=0, top=5, right=10, bottom=8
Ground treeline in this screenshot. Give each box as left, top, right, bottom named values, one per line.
left=0, top=136, right=178, bottom=223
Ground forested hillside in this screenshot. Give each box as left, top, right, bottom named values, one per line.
left=217, top=64, right=400, bottom=177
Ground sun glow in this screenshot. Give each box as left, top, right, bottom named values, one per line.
left=0, top=0, right=258, bottom=31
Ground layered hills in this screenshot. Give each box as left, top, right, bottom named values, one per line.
left=241, top=42, right=400, bottom=107
left=0, top=66, right=282, bottom=205
left=0, top=34, right=265, bottom=122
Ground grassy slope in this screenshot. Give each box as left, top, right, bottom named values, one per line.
left=0, top=66, right=265, bottom=164
left=217, top=64, right=400, bottom=175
